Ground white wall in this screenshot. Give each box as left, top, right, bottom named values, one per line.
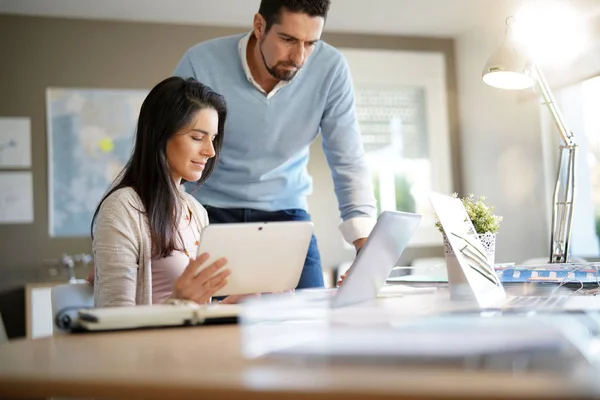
left=455, top=26, right=550, bottom=263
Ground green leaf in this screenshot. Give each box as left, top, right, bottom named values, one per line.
left=434, top=193, right=502, bottom=235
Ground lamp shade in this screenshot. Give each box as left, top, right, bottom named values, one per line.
left=482, top=43, right=534, bottom=90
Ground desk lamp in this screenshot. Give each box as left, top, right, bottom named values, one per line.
left=482, top=16, right=577, bottom=264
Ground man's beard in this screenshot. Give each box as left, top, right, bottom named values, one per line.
left=260, top=40, right=301, bottom=81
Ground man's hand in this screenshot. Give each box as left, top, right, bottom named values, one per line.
left=337, top=237, right=368, bottom=286
left=353, top=237, right=367, bottom=253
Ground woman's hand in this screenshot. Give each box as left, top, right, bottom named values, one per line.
left=173, top=253, right=230, bottom=304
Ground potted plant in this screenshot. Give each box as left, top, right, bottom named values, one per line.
left=435, top=193, right=503, bottom=265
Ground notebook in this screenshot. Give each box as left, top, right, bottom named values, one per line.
left=70, top=302, right=240, bottom=332
left=495, top=263, right=600, bottom=285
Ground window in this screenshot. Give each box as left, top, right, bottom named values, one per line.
left=582, top=76, right=600, bottom=253
left=341, top=49, right=453, bottom=246
left=544, top=75, right=600, bottom=258
left=357, top=87, right=426, bottom=215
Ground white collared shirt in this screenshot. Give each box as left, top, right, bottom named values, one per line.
left=238, top=32, right=293, bottom=99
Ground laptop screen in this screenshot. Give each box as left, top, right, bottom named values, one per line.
left=332, top=210, right=421, bottom=308
left=429, top=192, right=506, bottom=308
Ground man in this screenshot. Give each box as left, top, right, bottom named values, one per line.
left=173, top=0, right=376, bottom=289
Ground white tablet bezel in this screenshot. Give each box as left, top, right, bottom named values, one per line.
left=195, top=221, right=314, bottom=296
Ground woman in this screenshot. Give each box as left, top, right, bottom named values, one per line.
left=91, top=76, right=231, bottom=307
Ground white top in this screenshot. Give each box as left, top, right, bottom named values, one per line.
left=151, top=210, right=201, bottom=304
left=92, top=187, right=209, bottom=307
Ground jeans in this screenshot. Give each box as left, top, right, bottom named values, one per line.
left=204, top=206, right=325, bottom=289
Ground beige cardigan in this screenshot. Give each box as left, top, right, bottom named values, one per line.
left=92, top=187, right=209, bottom=307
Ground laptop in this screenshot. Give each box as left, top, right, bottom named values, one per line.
left=429, top=191, right=600, bottom=311
left=299, top=210, right=422, bottom=308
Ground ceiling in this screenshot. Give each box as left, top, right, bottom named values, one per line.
left=1, top=0, right=600, bottom=37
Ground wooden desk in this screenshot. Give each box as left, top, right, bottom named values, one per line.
left=0, top=322, right=597, bottom=400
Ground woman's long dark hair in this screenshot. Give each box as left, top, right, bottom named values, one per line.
left=91, top=77, right=227, bottom=259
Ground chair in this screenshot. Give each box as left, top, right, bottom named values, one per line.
left=51, top=282, right=94, bottom=333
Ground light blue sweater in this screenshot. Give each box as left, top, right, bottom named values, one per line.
left=173, top=34, right=375, bottom=222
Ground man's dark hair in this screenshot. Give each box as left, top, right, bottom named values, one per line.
left=258, top=0, right=331, bottom=33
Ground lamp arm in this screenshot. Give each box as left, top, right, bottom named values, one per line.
left=531, top=64, right=577, bottom=263
left=532, top=64, right=577, bottom=148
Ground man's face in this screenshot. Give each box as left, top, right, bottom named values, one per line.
left=256, top=10, right=324, bottom=81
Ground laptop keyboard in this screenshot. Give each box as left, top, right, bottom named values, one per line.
left=506, top=296, right=570, bottom=309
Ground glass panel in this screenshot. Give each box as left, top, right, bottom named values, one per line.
left=582, top=76, right=600, bottom=252
left=356, top=86, right=430, bottom=216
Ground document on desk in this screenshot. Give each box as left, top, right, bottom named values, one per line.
left=274, top=322, right=560, bottom=357
left=378, top=284, right=437, bottom=297
left=266, top=314, right=596, bottom=373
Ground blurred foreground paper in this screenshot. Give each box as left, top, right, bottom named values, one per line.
left=0, top=117, right=31, bottom=168
left=0, top=171, right=34, bottom=224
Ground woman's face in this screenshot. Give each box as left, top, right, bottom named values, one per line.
left=166, top=108, right=219, bottom=185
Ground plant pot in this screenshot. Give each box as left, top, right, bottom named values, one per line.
left=443, top=232, right=496, bottom=300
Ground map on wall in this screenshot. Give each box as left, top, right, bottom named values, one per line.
left=46, top=88, right=147, bottom=237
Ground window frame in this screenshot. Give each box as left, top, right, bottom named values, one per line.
left=340, top=48, right=454, bottom=247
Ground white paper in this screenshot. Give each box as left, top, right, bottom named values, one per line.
left=0, top=171, right=34, bottom=224
left=0, top=117, right=31, bottom=167
left=270, top=316, right=567, bottom=359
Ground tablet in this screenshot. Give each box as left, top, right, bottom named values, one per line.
left=194, top=221, right=314, bottom=296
